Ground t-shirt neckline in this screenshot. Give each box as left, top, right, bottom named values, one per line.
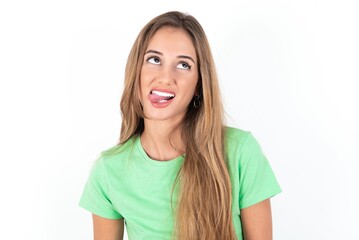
left=135, top=135, right=184, bottom=167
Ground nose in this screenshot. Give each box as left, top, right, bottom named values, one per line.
left=157, top=65, right=175, bottom=85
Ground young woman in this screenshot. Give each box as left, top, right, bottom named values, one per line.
left=80, top=11, right=281, bottom=240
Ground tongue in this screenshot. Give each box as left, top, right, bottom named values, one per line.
left=149, top=94, right=170, bottom=102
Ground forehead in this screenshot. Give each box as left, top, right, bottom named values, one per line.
left=146, top=27, right=196, bottom=60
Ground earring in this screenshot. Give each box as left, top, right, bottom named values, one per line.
left=193, top=95, right=201, bottom=108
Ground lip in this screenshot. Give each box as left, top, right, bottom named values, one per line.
left=148, top=96, right=174, bottom=108
left=150, top=88, right=176, bottom=95
left=148, top=88, right=176, bottom=108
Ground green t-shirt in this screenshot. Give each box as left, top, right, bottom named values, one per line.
left=79, top=127, right=281, bottom=239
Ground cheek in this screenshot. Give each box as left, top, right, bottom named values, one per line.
left=189, top=75, right=199, bottom=93
left=139, top=68, right=148, bottom=93
left=140, top=67, right=153, bottom=87
left=181, top=78, right=199, bottom=101
left=139, top=71, right=147, bottom=102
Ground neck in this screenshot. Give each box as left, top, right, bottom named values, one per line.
left=140, top=119, right=184, bottom=161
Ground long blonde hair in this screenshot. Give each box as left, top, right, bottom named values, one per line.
left=119, top=11, right=236, bottom=240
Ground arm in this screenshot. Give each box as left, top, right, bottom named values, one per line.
left=240, top=199, right=273, bottom=240
left=92, top=214, right=124, bottom=240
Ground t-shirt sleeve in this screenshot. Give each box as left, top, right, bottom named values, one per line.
left=79, top=158, right=123, bottom=219
left=238, top=133, right=282, bottom=209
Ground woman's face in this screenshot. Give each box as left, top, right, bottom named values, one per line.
left=140, top=26, right=199, bottom=123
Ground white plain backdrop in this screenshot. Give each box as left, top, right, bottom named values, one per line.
left=0, top=0, right=358, bottom=239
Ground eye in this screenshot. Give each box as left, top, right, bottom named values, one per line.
left=147, top=56, right=161, bottom=65
left=176, top=61, right=191, bottom=70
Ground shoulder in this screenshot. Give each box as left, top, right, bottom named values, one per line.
left=97, top=136, right=138, bottom=170
left=225, top=126, right=251, bottom=141
left=225, top=126, right=253, bottom=153
left=224, top=126, right=267, bottom=165
left=101, top=136, right=137, bottom=157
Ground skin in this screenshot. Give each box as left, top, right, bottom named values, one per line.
left=139, top=26, right=198, bottom=161
left=92, top=26, right=273, bottom=240
left=241, top=199, right=273, bottom=240
left=92, top=214, right=124, bottom=240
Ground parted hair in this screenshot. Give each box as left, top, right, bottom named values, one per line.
left=118, top=11, right=236, bottom=240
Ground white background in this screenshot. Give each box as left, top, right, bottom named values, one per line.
left=0, top=0, right=358, bottom=239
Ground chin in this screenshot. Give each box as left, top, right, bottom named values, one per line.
left=144, top=111, right=186, bottom=123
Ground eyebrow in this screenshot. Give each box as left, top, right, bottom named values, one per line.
left=145, top=49, right=196, bottom=64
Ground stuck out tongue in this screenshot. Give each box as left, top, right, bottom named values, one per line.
left=149, top=94, right=171, bottom=102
